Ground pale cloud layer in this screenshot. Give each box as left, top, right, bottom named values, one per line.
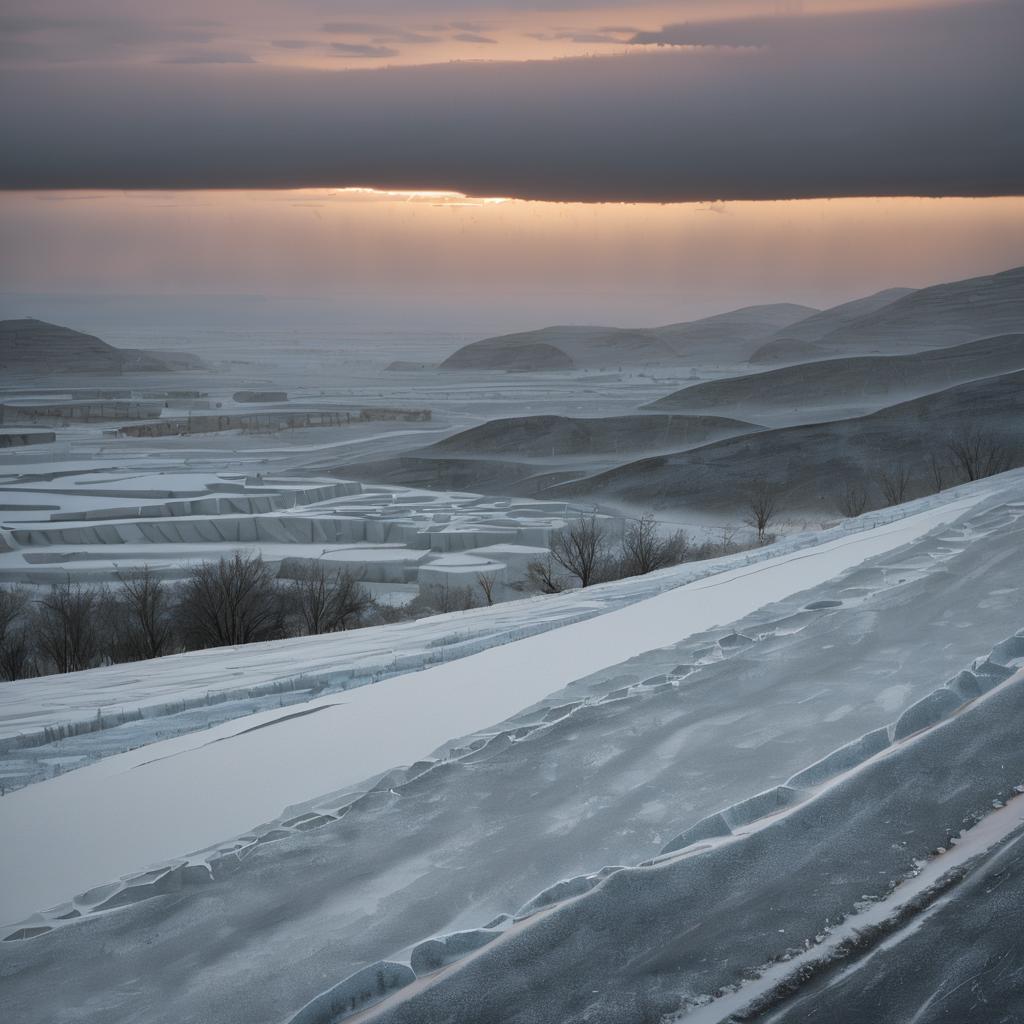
left=0, top=2, right=946, bottom=68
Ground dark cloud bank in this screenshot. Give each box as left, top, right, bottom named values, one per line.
left=1, top=0, right=1020, bottom=201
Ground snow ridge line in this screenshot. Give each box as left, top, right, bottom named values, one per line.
left=507, top=629, right=1024, bottom=916
left=656, top=631, right=1024, bottom=858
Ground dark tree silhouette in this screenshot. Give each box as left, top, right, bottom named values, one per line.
left=175, top=552, right=286, bottom=649
left=836, top=480, right=870, bottom=518
left=527, top=557, right=567, bottom=594
left=879, top=463, right=912, bottom=506
left=745, top=481, right=779, bottom=544
left=116, top=567, right=174, bottom=661
left=549, top=514, right=609, bottom=587
left=946, top=426, right=1014, bottom=482
left=35, top=577, right=104, bottom=673
left=0, top=585, right=34, bottom=680
left=475, top=572, right=499, bottom=606
left=620, top=513, right=689, bottom=576
left=290, top=562, right=372, bottom=635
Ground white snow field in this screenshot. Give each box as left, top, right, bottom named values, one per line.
left=2, top=471, right=1024, bottom=1024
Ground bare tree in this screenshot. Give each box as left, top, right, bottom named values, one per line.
left=475, top=572, right=500, bottom=606
left=946, top=426, right=1014, bottom=482
left=290, top=562, right=372, bottom=635
left=422, top=581, right=477, bottom=614
left=0, top=626, right=33, bottom=681
left=744, top=481, right=779, bottom=544
left=879, top=463, right=912, bottom=507
left=0, top=585, right=28, bottom=644
left=329, top=568, right=373, bottom=631
left=0, top=585, right=34, bottom=680
left=175, top=552, right=286, bottom=649
left=549, top=514, right=608, bottom=587
left=35, top=578, right=105, bottom=673
left=289, top=560, right=332, bottom=635
left=619, top=513, right=689, bottom=576
left=115, top=567, right=174, bottom=661
left=836, top=480, right=870, bottom=518
left=927, top=452, right=946, bottom=494
left=526, top=557, right=567, bottom=594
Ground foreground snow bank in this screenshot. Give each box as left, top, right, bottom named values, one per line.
left=0, top=495, right=980, bottom=925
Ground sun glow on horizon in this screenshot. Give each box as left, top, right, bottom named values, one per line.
left=328, top=187, right=512, bottom=207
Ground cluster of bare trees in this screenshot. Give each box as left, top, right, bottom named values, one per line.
left=526, top=512, right=731, bottom=593
left=0, top=553, right=380, bottom=682
left=835, top=426, right=1017, bottom=518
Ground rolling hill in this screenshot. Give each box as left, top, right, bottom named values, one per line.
left=646, top=332, right=1024, bottom=423
left=0, top=319, right=201, bottom=374
left=428, top=412, right=759, bottom=456
left=439, top=303, right=817, bottom=371
left=751, top=265, right=1024, bottom=363
left=556, top=370, right=1024, bottom=514
left=342, top=413, right=761, bottom=495
left=751, top=286, right=912, bottom=363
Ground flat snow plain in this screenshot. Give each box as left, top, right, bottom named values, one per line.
left=0, top=494, right=980, bottom=924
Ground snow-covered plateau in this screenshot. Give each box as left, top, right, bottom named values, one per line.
left=2, top=469, right=1023, bottom=1023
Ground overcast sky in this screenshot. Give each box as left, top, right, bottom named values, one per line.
left=0, top=0, right=1020, bottom=330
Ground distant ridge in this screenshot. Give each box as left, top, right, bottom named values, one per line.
left=767, top=287, right=913, bottom=342
left=0, top=318, right=202, bottom=374
left=646, top=333, right=1024, bottom=421
left=751, top=266, right=1024, bottom=363
left=340, top=413, right=761, bottom=496
left=427, top=413, right=759, bottom=457
left=440, top=303, right=817, bottom=371
left=0, top=319, right=123, bottom=373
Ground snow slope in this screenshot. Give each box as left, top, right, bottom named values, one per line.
left=2, top=476, right=1023, bottom=1024
left=0, top=495, right=979, bottom=925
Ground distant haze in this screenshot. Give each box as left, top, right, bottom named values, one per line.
left=2, top=193, right=1022, bottom=337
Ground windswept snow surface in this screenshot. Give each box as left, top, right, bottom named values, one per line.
left=3, top=477, right=1024, bottom=1024
left=0, top=497, right=979, bottom=925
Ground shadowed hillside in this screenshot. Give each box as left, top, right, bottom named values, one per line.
left=341, top=413, right=761, bottom=495
left=646, top=333, right=1024, bottom=423
left=753, top=286, right=912, bottom=363
left=440, top=304, right=816, bottom=371
left=429, top=413, right=759, bottom=456
left=0, top=319, right=202, bottom=374
left=751, top=266, right=1024, bottom=363
left=556, top=370, right=1024, bottom=514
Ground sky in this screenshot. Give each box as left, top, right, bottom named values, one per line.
left=0, top=0, right=1021, bottom=333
